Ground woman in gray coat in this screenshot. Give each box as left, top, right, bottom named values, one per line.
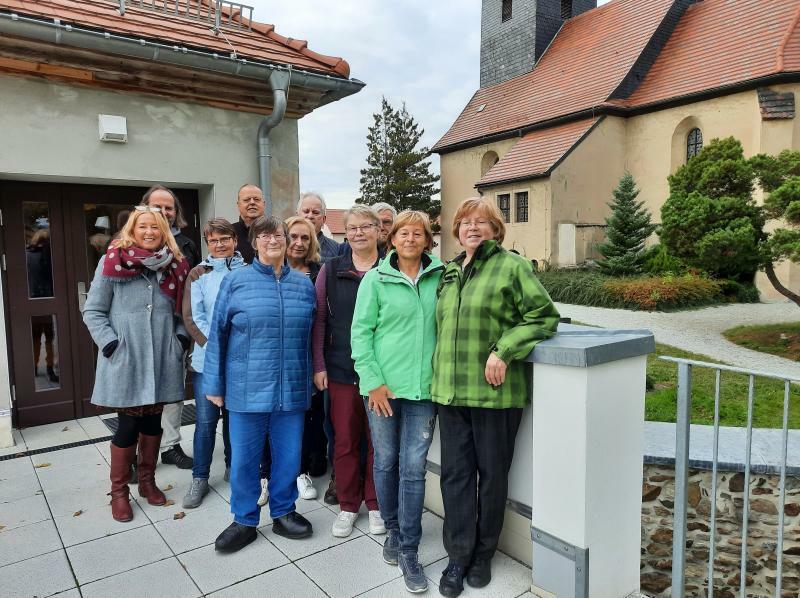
left=83, top=206, right=190, bottom=522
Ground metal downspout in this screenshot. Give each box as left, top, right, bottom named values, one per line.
left=258, top=70, right=290, bottom=216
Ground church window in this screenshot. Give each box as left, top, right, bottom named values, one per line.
left=561, top=1, right=572, bottom=19
left=686, top=128, right=703, bottom=161
left=502, top=0, right=512, bottom=22
left=497, top=193, right=511, bottom=223
left=515, top=191, right=529, bottom=223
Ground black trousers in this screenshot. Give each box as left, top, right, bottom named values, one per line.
left=113, top=412, right=162, bottom=448
left=438, top=404, right=523, bottom=566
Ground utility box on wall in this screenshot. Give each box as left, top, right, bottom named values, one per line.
left=98, top=114, right=128, bottom=143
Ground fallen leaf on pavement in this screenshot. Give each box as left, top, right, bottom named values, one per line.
left=173, top=512, right=185, bottom=520
left=0, top=524, right=5, bottom=531
left=73, top=510, right=83, bottom=517
left=61, top=426, right=69, bottom=432
left=164, top=499, right=175, bottom=506
left=163, top=484, right=174, bottom=491
left=34, top=463, right=51, bottom=468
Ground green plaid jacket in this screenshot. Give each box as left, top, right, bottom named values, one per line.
left=431, top=240, right=560, bottom=409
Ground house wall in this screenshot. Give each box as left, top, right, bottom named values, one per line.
left=0, top=75, right=300, bottom=447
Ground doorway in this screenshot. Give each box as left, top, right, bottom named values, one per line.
left=0, top=181, right=200, bottom=428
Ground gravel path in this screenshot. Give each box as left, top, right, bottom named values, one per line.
left=555, top=301, right=800, bottom=378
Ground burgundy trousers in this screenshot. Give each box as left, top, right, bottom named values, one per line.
left=329, top=380, right=378, bottom=512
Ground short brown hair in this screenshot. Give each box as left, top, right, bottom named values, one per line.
left=389, top=210, right=435, bottom=252
left=141, top=184, right=188, bottom=229
left=249, top=215, right=289, bottom=248
left=285, top=216, right=321, bottom=264
left=202, top=217, right=236, bottom=241
left=451, top=197, right=506, bottom=244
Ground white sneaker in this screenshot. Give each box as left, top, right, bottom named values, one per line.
left=257, top=478, right=269, bottom=507
left=368, top=510, right=386, bottom=535
left=332, top=510, right=359, bottom=537
left=297, top=473, right=318, bottom=500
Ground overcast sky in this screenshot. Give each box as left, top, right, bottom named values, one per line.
left=251, top=1, right=610, bottom=208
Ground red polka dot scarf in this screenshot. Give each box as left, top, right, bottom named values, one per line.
left=102, top=242, right=190, bottom=314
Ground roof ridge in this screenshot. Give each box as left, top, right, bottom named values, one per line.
left=777, top=4, right=800, bottom=71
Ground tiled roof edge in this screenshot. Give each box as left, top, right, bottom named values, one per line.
left=777, top=4, right=800, bottom=72
left=608, top=0, right=695, bottom=100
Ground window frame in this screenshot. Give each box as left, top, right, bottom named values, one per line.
left=502, top=0, right=512, bottom=22
left=514, top=189, right=529, bottom=223
left=496, top=192, right=511, bottom=224
left=686, top=127, right=703, bottom=162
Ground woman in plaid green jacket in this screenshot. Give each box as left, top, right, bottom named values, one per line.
left=432, top=198, right=559, bottom=598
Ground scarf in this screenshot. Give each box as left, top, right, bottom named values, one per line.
left=102, top=242, right=190, bottom=314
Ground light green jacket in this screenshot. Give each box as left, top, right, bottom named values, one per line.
left=351, top=251, right=444, bottom=399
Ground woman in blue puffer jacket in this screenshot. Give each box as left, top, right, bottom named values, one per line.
left=204, top=215, right=316, bottom=553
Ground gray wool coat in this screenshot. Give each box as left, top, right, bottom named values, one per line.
left=83, top=256, right=188, bottom=408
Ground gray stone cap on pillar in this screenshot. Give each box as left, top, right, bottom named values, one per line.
left=524, top=323, right=655, bottom=368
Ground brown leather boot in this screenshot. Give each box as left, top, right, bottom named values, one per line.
left=137, top=433, right=167, bottom=506
left=109, top=443, right=137, bottom=522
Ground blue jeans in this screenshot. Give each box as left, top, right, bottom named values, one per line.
left=192, top=373, right=231, bottom=479
left=366, top=397, right=436, bottom=553
left=228, top=410, right=305, bottom=526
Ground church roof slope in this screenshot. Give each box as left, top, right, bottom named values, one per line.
left=477, top=117, right=600, bottom=188
left=0, top=0, right=351, bottom=78
left=432, top=0, right=674, bottom=153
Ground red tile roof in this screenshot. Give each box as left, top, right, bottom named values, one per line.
left=325, top=209, right=346, bottom=234
left=432, top=0, right=674, bottom=152
left=477, top=118, right=600, bottom=188
left=625, top=0, right=800, bottom=108
left=0, top=0, right=351, bottom=78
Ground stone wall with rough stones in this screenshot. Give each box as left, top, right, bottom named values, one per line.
left=640, top=464, right=800, bottom=597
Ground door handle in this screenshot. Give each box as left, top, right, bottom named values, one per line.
left=78, top=281, right=88, bottom=311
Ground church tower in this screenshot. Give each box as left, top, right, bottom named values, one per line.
left=480, top=0, right=597, bottom=88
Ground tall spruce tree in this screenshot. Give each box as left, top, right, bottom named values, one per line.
left=358, top=97, right=440, bottom=217
left=597, top=173, right=657, bottom=276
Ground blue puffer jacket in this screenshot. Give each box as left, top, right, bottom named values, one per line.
left=202, top=259, right=316, bottom=413
left=190, top=252, right=247, bottom=373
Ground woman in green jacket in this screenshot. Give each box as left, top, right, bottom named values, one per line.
left=431, top=198, right=560, bottom=598
left=351, top=210, right=444, bottom=594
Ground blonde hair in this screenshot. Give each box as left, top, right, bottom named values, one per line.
left=389, top=210, right=434, bottom=252
left=115, top=209, right=184, bottom=259
left=284, top=216, right=321, bottom=264
left=451, top=197, right=506, bottom=244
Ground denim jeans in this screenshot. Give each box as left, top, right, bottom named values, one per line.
left=366, top=397, right=436, bottom=553
left=228, top=409, right=304, bottom=526
left=191, top=372, right=231, bottom=479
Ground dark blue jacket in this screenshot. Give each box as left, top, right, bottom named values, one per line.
left=203, top=259, right=316, bottom=413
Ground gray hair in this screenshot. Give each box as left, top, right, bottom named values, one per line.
left=343, top=205, right=380, bottom=227
left=297, top=191, right=327, bottom=214
left=371, top=202, right=397, bottom=218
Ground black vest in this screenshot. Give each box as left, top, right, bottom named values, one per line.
left=324, top=251, right=378, bottom=385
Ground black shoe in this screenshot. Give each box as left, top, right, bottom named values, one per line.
left=46, top=366, right=59, bottom=383
left=129, top=461, right=138, bottom=484
left=307, top=453, right=328, bottom=478
left=161, top=445, right=193, bottom=469
left=466, top=558, right=491, bottom=588
left=323, top=475, right=338, bottom=505
left=272, top=511, right=313, bottom=539
left=439, top=562, right=466, bottom=597
left=215, top=522, right=257, bottom=553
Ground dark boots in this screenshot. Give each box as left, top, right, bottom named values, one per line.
left=137, top=432, right=167, bottom=506
left=109, top=443, right=137, bottom=522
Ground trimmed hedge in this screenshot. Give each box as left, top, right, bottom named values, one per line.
left=536, top=270, right=750, bottom=311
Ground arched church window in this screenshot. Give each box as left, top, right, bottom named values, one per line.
left=686, top=128, right=703, bottom=162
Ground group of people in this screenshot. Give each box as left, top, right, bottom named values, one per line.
left=82, top=183, right=560, bottom=597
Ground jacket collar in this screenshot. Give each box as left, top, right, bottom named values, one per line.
left=199, top=251, right=246, bottom=272
left=252, top=257, right=290, bottom=279
left=453, top=239, right=501, bottom=267
left=379, top=250, right=443, bottom=279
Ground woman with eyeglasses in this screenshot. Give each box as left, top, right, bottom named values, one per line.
left=432, top=198, right=560, bottom=597
left=181, top=218, right=246, bottom=509
left=83, top=206, right=190, bottom=523
left=204, top=215, right=316, bottom=553
left=312, top=205, right=386, bottom=539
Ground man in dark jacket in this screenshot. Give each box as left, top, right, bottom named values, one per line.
left=297, top=191, right=342, bottom=263
left=233, top=184, right=264, bottom=264
left=141, top=185, right=199, bottom=470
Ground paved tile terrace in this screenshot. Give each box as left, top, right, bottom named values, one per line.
left=0, top=416, right=534, bottom=598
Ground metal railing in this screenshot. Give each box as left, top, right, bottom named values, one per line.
left=663, top=356, right=800, bottom=597
left=117, top=0, right=254, bottom=32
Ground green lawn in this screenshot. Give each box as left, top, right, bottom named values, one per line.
left=647, top=343, right=800, bottom=428
left=722, top=322, right=800, bottom=362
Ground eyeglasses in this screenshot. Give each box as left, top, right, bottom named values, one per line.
left=345, top=224, right=376, bottom=234
left=459, top=219, right=490, bottom=228
left=206, top=236, right=233, bottom=246
left=135, top=206, right=162, bottom=213
left=256, top=232, right=286, bottom=242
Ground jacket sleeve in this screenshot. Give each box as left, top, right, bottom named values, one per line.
left=350, top=270, right=385, bottom=393
left=82, top=257, right=118, bottom=350
left=183, top=268, right=209, bottom=346
left=493, top=262, right=560, bottom=363
left=202, top=275, right=233, bottom=397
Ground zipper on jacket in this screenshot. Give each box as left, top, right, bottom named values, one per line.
left=277, top=275, right=283, bottom=410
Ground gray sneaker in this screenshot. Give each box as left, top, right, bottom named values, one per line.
left=398, top=552, right=428, bottom=593
left=383, top=529, right=400, bottom=565
left=183, top=478, right=209, bottom=509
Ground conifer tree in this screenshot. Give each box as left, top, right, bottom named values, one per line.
left=358, top=97, right=440, bottom=217
left=597, top=172, right=657, bottom=276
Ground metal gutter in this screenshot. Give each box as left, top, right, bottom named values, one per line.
left=259, top=70, right=289, bottom=216
left=0, top=10, right=366, bottom=107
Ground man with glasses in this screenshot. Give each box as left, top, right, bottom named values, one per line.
left=233, top=184, right=265, bottom=264
left=297, top=191, right=342, bottom=263
left=370, top=202, right=397, bottom=254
